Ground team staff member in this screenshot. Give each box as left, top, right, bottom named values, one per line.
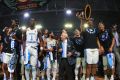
left=59, top=31, right=75, bottom=80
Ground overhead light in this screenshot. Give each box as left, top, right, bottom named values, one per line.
left=24, top=12, right=30, bottom=18
left=21, top=26, right=26, bottom=30
left=83, top=23, right=89, bottom=28
left=35, top=24, right=42, bottom=29
left=66, top=9, right=72, bottom=15
left=64, top=23, right=73, bottom=28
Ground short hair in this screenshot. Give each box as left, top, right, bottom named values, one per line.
left=74, top=29, right=80, bottom=34
left=61, top=31, right=68, bottom=39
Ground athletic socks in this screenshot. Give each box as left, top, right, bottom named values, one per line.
left=32, top=67, right=37, bottom=80
left=86, top=78, right=89, bottom=80
left=22, top=75, right=25, bottom=80
left=104, top=75, right=108, bottom=80
left=90, top=76, right=95, bottom=80
left=81, top=75, right=85, bottom=80
left=3, top=73, right=6, bottom=80
left=110, top=75, right=114, bottom=80
left=75, top=76, right=78, bottom=80
left=46, top=69, right=51, bottom=80
left=25, top=69, right=30, bottom=80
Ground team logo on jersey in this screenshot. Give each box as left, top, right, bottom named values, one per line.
left=100, top=30, right=109, bottom=41
left=86, top=28, right=96, bottom=34
left=75, top=37, right=83, bottom=45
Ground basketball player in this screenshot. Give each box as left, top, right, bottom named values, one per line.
left=82, top=19, right=101, bottom=80
left=2, top=19, right=21, bottom=80
left=23, top=18, right=43, bottom=80
left=43, top=31, right=57, bottom=80
left=97, top=22, right=115, bottom=80
left=40, top=29, right=49, bottom=80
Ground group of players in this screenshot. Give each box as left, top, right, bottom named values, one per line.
left=0, top=17, right=120, bottom=80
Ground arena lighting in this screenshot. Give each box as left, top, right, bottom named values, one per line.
left=21, top=26, right=26, bottom=31
left=35, top=24, right=42, bottom=29
left=24, top=12, right=30, bottom=18
left=64, top=23, right=73, bottom=28
left=66, top=9, right=72, bottom=15
left=83, top=23, right=89, bottom=28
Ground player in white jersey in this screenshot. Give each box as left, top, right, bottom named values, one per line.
left=23, top=18, right=43, bottom=80
left=43, top=32, right=57, bottom=80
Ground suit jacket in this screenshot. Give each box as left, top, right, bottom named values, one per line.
left=59, top=39, right=75, bottom=65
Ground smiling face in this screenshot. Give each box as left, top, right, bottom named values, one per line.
left=98, top=22, right=105, bottom=31
left=88, top=19, right=94, bottom=27
left=49, top=32, right=54, bottom=38
left=74, top=29, right=80, bottom=37
left=44, top=29, right=48, bottom=34
left=61, top=32, right=68, bottom=41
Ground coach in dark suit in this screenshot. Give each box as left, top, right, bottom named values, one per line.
left=58, top=32, right=75, bottom=80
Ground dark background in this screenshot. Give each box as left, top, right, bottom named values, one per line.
left=0, top=0, right=120, bottom=33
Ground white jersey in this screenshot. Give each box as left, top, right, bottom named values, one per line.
left=46, top=38, right=56, bottom=61
left=26, top=28, right=38, bottom=47
left=46, top=38, right=56, bottom=49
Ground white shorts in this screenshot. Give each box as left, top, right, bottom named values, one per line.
left=24, top=46, right=38, bottom=67
left=84, top=49, right=99, bottom=64
left=3, top=53, right=13, bottom=64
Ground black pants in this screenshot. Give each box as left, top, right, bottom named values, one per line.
left=59, top=58, right=75, bottom=80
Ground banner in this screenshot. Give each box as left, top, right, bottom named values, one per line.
left=17, top=0, right=49, bottom=10
left=4, top=0, right=48, bottom=10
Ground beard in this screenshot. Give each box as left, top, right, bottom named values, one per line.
left=51, top=35, right=54, bottom=39
left=30, top=24, right=35, bottom=29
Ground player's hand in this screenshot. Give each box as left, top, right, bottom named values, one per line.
left=67, top=52, right=72, bottom=57
left=99, top=46, right=104, bottom=55
left=12, top=34, right=16, bottom=39
left=49, top=48, right=53, bottom=52
left=0, top=45, right=3, bottom=53
left=108, top=47, right=112, bottom=52
left=58, top=49, right=62, bottom=52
